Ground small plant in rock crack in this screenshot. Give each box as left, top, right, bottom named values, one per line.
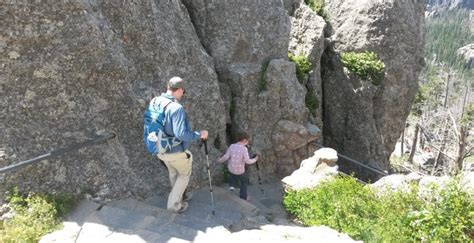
left=341, top=51, right=385, bottom=85
left=304, top=0, right=329, bottom=20
left=288, top=52, right=312, bottom=84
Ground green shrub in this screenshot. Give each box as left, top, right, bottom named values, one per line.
left=371, top=185, right=422, bottom=242
left=283, top=176, right=474, bottom=242
left=0, top=188, right=77, bottom=242
left=284, top=176, right=378, bottom=239
left=407, top=180, right=474, bottom=242
left=288, top=53, right=312, bottom=84
left=341, top=51, right=385, bottom=85
left=305, top=88, right=319, bottom=114
left=304, top=0, right=328, bottom=20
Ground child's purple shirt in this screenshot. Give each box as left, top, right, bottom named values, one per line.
left=217, top=143, right=257, bottom=175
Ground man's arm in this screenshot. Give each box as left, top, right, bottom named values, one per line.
left=171, top=106, right=200, bottom=142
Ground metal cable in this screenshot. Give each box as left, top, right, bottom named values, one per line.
left=313, top=142, right=389, bottom=176
left=0, top=133, right=116, bottom=174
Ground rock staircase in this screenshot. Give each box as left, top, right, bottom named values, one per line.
left=41, top=182, right=357, bottom=243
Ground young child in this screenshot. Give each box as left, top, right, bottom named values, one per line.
left=217, top=132, right=259, bottom=200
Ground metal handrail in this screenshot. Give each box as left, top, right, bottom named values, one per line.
left=0, top=133, right=116, bottom=174
left=1, top=134, right=387, bottom=178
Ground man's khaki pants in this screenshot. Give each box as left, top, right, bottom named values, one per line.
left=157, top=150, right=192, bottom=212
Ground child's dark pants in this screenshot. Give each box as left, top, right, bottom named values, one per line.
left=229, top=172, right=249, bottom=200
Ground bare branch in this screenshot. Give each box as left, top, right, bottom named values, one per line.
left=447, top=111, right=459, bottom=138
left=463, top=147, right=473, bottom=159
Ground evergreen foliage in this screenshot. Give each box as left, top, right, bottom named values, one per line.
left=340, top=51, right=385, bottom=85
left=304, top=0, right=328, bottom=20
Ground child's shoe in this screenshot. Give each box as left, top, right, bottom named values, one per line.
left=229, top=187, right=235, bottom=191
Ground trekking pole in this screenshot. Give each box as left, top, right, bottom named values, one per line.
left=248, top=145, right=264, bottom=195
left=202, top=139, right=216, bottom=215
left=255, top=160, right=265, bottom=195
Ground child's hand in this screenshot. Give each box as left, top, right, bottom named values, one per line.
left=255, top=155, right=259, bottom=161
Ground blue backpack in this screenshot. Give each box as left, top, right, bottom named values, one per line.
left=143, top=96, right=182, bottom=155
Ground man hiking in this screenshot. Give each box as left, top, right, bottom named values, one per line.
left=153, top=77, right=208, bottom=213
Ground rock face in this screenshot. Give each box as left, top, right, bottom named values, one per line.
left=0, top=1, right=226, bottom=200
left=282, top=148, right=339, bottom=190
left=322, top=0, right=425, bottom=178
left=288, top=3, right=327, bottom=127
left=1, top=0, right=426, bottom=201
left=182, top=0, right=322, bottom=178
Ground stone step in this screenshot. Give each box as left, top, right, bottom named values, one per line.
left=184, top=200, right=238, bottom=227
left=144, top=193, right=237, bottom=228
left=247, top=181, right=285, bottom=205
left=218, top=186, right=275, bottom=219
left=40, top=199, right=102, bottom=243
left=144, top=186, right=259, bottom=228
left=191, top=186, right=259, bottom=217
left=67, top=199, right=102, bottom=224
left=76, top=223, right=165, bottom=243
left=81, top=205, right=204, bottom=241
left=108, top=198, right=229, bottom=232
left=245, top=182, right=288, bottom=221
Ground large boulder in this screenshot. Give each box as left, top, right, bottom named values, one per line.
left=370, top=173, right=473, bottom=199
left=0, top=1, right=226, bottom=201
left=182, top=0, right=321, bottom=178
left=226, top=224, right=359, bottom=242
left=370, top=173, right=422, bottom=195
left=288, top=3, right=327, bottom=127
left=182, top=0, right=290, bottom=72
left=322, top=0, right=425, bottom=179
left=282, top=148, right=339, bottom=190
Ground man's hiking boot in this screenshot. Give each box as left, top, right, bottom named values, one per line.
left=183, top=192, right=193, bottom=202
left=176, top=202, right=189, bottom=214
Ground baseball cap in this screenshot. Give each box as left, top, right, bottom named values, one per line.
left=168, top=77, right=186, bottom=89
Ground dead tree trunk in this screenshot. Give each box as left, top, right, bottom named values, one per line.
left=454, top=85, right=470, bottom=174
left=432, top=117, right=449, bottom=175
left=401, top=125, right=405, bottom=156
left=455, top=126, right=468, bottom=174
left=408, top=124, right=419, bottom=163
left=443, top=72, right=451, bottom=108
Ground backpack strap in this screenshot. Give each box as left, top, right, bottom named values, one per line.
left=160, top=98, right=174, bottom=116
left=157, top=97, right=174, bottom=137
